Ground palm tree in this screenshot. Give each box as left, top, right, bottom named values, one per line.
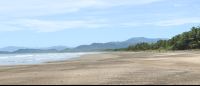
left=190, top=27, right=200, bottom=49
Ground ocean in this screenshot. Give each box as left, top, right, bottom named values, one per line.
left=0, top=52, right=101, bottom=66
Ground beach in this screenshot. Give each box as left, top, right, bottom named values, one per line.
left=0, top=52, right=200, bottom=85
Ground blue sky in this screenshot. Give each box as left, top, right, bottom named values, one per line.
left=0, top=0, right=200, bottom=48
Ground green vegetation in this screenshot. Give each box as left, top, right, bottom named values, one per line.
left=102, top=48, right=127, bottom=52
left=103, top=25, right=200, bottom=52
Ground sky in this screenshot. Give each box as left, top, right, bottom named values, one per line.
left=0, top=0, right=200, bottom=48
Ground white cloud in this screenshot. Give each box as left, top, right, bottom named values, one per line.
left=0, top=0, right=163, bottom=16
left=0, top=24, right=23, bottom=31
left=121, top=18, right=200, bottom=27
left=175, top=4, right=182, bottom=7
left=153, top=18, right=200, bottom=26
left=174, top=4, right=187, bottom=7
left=193, top=5, right=198, bottom=7
left=0, top=19, right=111, bottom=32
left=0, top=0, right=162, bottom=10
left=121, top=23, right=142, bottom=27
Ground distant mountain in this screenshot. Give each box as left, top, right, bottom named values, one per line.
left=122, top=37, right=168, bottom=44
left=71, top=43, right=135, bottom=51
left=0, top=51, right=10, bottom=54
left=0, top=46, right=27, bottom=52
left=0, top=46, right=72, bottom=52
left=62, top=37, right=169, bottom=51
left=0, top=37, right=169, bottom=53
left=40, top=46, right=72, bottom=51
left=13, top=49, right=59, bottom=53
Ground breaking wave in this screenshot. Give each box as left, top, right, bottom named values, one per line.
left=0, top=52, right=101, bottom=66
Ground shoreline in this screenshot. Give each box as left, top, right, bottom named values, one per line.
left=0, top=51, right=200, bottom=85
left=0, top=52, right=105, bottom=66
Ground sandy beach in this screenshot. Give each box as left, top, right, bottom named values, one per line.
left=0, top=52, right=200, bottom=85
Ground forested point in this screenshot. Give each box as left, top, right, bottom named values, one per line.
left=104, top=25, right=200, bottom=52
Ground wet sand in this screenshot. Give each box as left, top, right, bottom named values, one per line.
left=0, top=52, right=200, bottom=85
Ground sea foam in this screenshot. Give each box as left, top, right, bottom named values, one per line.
left=0, top=52, right=101, bottom=66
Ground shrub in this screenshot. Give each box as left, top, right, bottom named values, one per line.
left=158, top=47, right=165, bottom=52
left=166, top=46, right=173, bottom=50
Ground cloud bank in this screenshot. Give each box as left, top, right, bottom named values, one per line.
left=0, top=0, right=162, bottom=16
left=121, top=18, right=200, bottom=27
left=0, top=19, right=111, bottom=32
left=153, top=18, right=200, bottom=26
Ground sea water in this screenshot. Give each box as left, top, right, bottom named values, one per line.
left=0, top=52, right=101, bottom=66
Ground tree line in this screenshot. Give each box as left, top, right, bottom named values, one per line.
left=104, top=25, right=200, bottom=52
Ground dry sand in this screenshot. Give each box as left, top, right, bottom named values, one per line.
left=0, top=52, right=200, bottom=85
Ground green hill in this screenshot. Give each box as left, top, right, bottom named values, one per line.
left=115, top=25, right=200, bottom=52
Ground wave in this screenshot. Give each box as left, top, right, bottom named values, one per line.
left=0, top=57, right=9, bottom=59
left=0, top=52, right=101, bottom=66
